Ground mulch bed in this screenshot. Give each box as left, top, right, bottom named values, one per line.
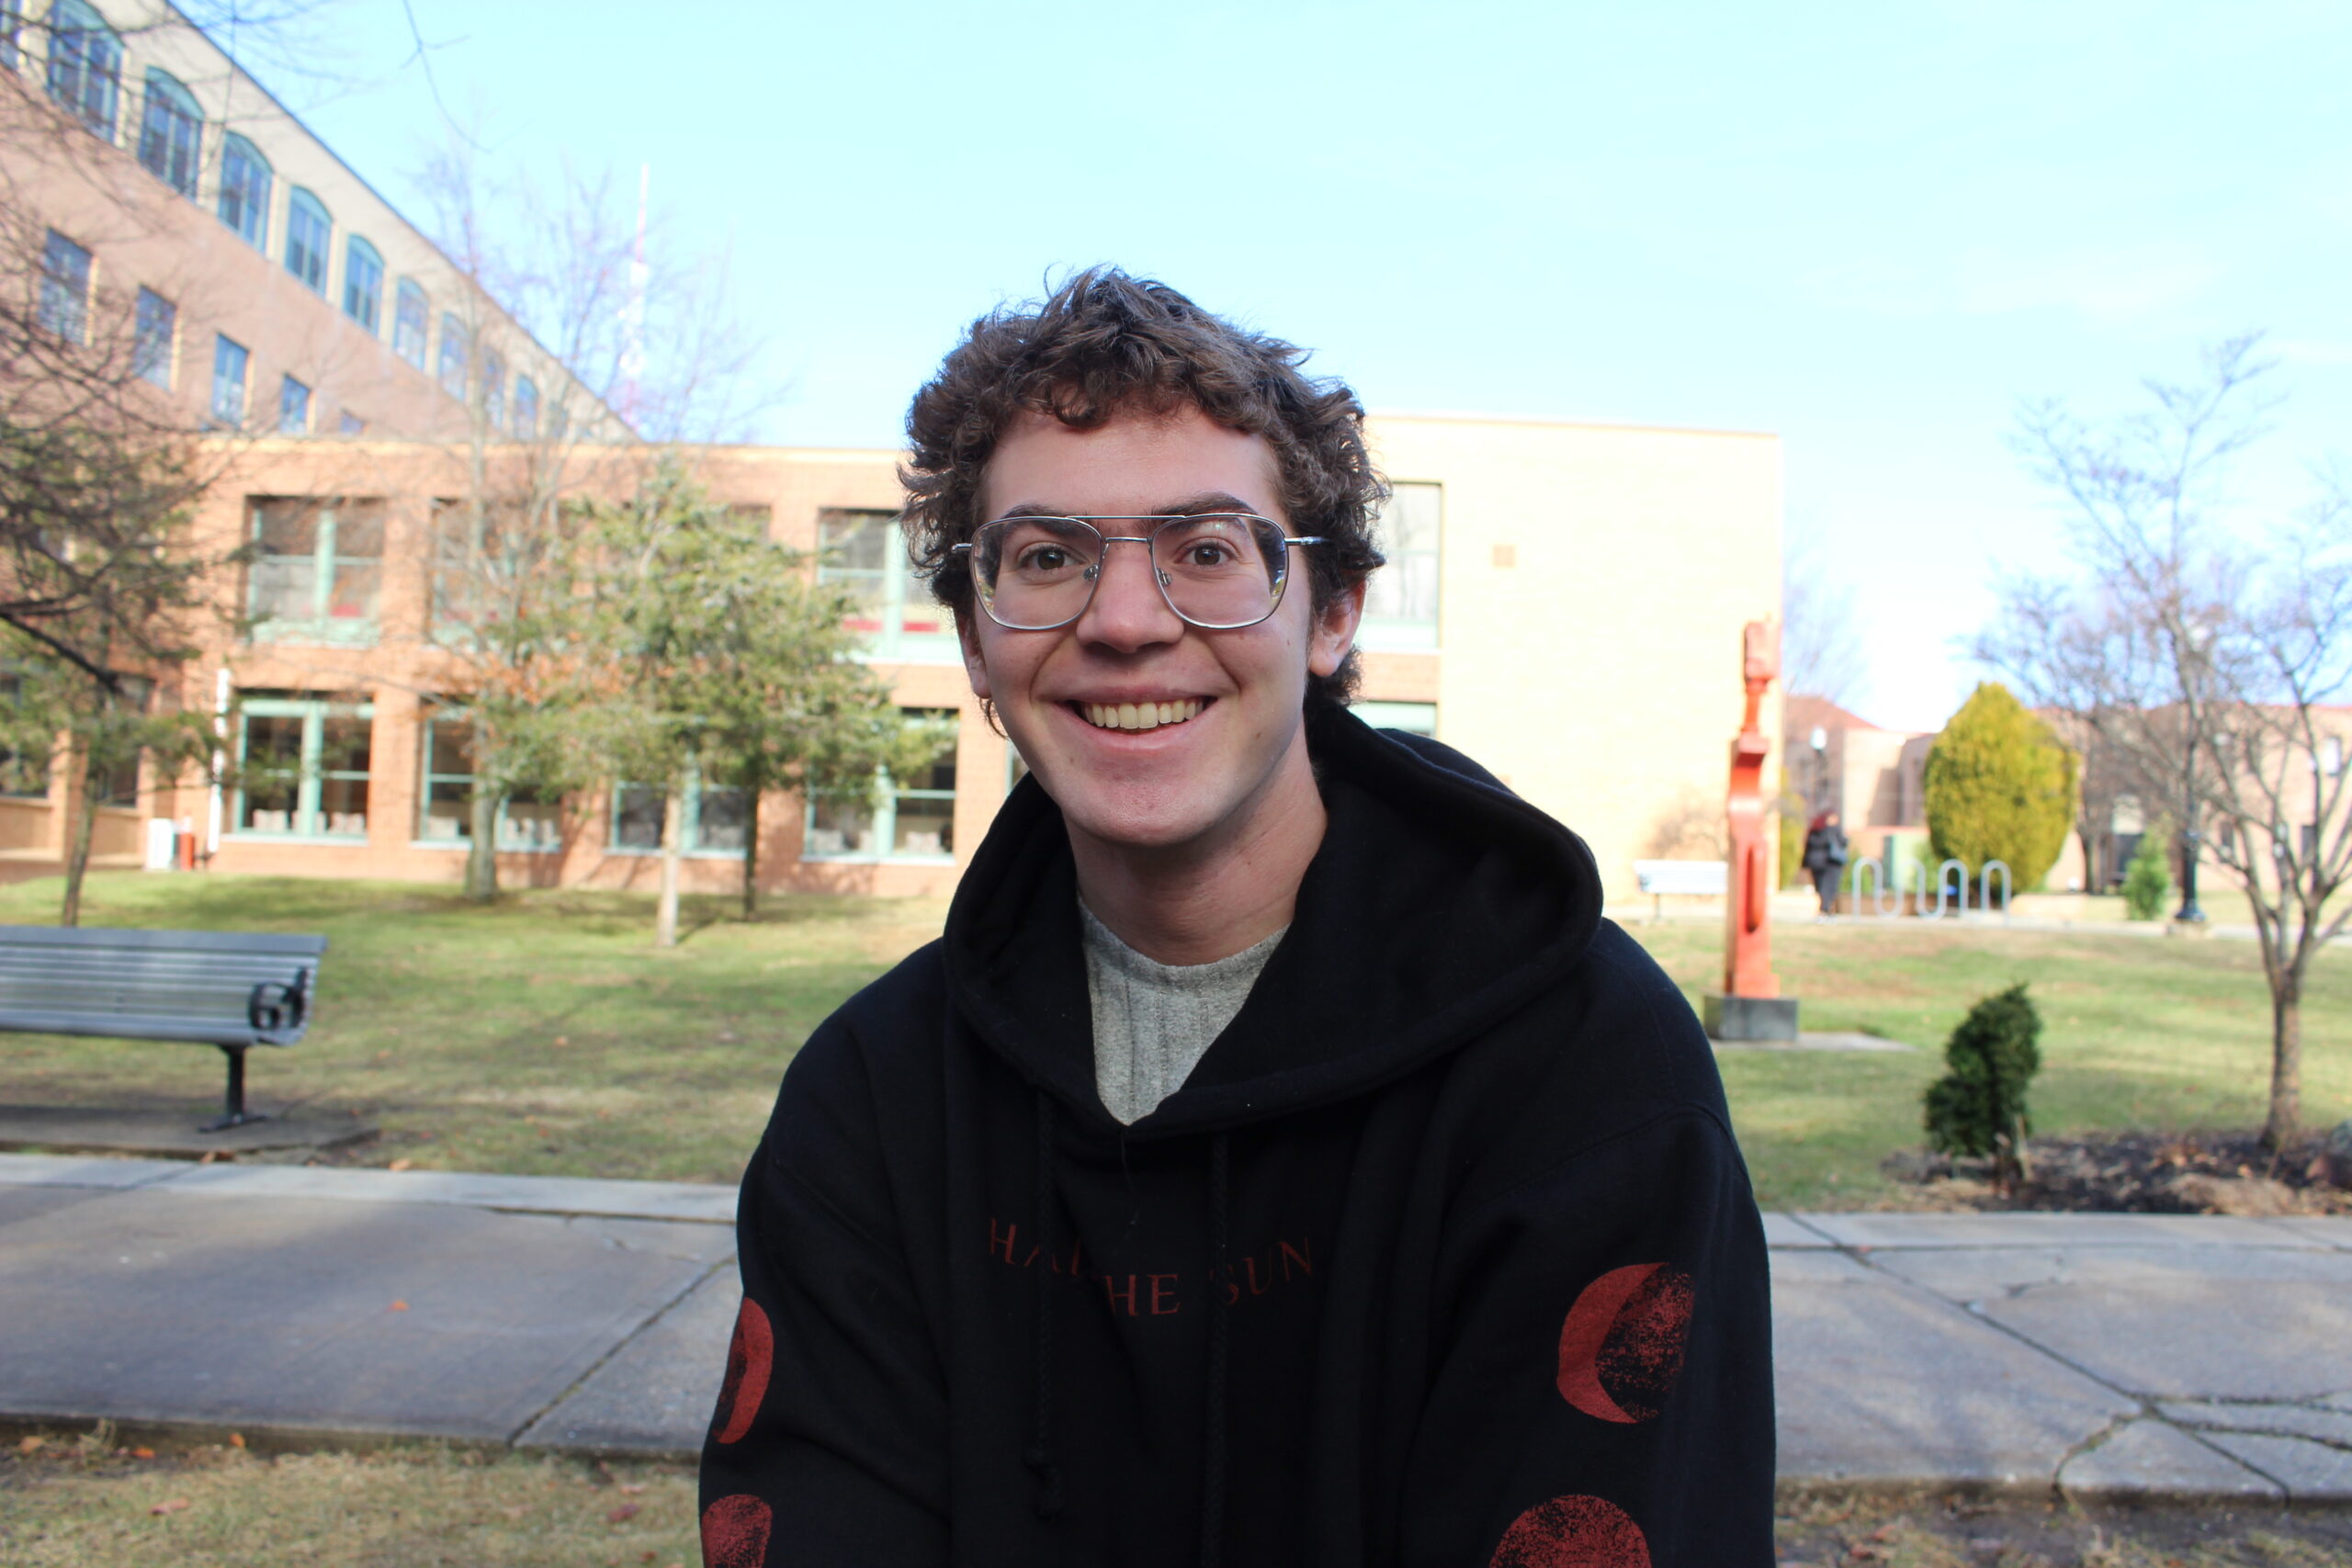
left=1883, top=1130, right=2352, bottom=1215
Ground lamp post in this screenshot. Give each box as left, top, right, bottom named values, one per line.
left=1809, top=726, right=1828, bottom=817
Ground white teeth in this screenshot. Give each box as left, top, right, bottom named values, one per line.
left=1080, top=699, right=1204, bottom=731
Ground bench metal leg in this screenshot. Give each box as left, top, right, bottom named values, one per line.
left=200, top=1045, right=267, bottom=1133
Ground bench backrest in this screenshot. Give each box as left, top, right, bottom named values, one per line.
left=1632, top=859, right=1728, bottom=897
left=0, top=926, right=329, bottom=1048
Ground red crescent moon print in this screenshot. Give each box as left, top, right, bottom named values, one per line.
left=701, top=1493, right=773, bottom=1568
left=1487, top=1494, right=1651, bottom=1568
left=1555, top=1262, right=1694, bottom=1424
left=712, top=1296, right=774, bottom=1445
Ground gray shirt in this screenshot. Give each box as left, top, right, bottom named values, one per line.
left=1080, top=901, right=1285, bottom=1125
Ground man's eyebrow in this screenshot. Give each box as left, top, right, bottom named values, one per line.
left=988, top=492, right=1262, bottom=523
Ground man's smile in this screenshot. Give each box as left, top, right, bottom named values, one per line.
left=1074, top=698, right=1210, bottom=732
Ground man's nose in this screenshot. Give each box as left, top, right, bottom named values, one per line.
left=1076, top=538, right=1183, bottom=649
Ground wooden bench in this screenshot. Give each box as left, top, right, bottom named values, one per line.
left=1632, top=859, right=1728, bottom=923
left=0, top=926, right=328, bottom=1132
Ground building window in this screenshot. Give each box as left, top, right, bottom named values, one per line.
left=514, top=376, right=539, bottom=438
left=217, top=133, right=271, bottom=249
left=0, top=674, right=48, bottom=797
left=133, top=287, right=174, bottom=387
left=210, top=334, right=248, bottom=423
left=393, top=279, right=427, bottom=368
left=232, top=693, right=372, bottom=840
left=38, top=231, right=91, bottom=344
left=342, top=235, right=382, bottom=333
left=338, top=411, right=365, bottom=436
left=415, top=708, right=562, bottom=851
left=46, top=0, right=119, bottom=140
left=1361, top=480, right=1441, bottom=650
left=609, top=773, right=748, bottom=854
left=818, top=508, right=955, bottom=660
left=284, top=187, right=330, bottom=294
left=0, top=1, right=22, bottom=71
left=136, top=69, right=201, bottom=196
left=804, top=709, right=958, bottom=861
left=2325, top=736, right=2345, bottom=778
left=436, top=313, right=468, bottom=398
left=277, top=375, right=311, bottom=434
left=2305, top=823, right=2322, bottom=861
left=1352, top=701, right=1439, bottom=737
left=247, top=496, right=384, bottom=641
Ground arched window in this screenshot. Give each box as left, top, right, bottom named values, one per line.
left=392, top=278, right=427, bottom=368
left=46, top=0, right=120, bottom=139
left=285, top=187, right=330, bottom=294
left=138, top=69, right=201, bottom=196
left=343, top=235, right=383, bottom=333
left=218, top=132, right=271, bottom=248
left=436, top=312, right=469, bottom=398
left=514, top=377, right=539, bottom=439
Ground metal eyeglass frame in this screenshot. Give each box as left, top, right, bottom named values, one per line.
left=951, top=513, right=1328, bottom=631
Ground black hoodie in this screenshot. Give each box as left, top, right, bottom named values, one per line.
left=700, top=708, right=1774, bottom=1567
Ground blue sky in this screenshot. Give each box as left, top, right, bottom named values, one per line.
left=271, top=0, right=2352, bottom=731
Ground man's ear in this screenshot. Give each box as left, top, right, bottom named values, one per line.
left=1307, top=581, right=1366, bottom=679
left=958, top=609, right=993, bottom=700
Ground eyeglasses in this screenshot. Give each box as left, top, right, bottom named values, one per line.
left=953, top=513, right=1325, bottom=631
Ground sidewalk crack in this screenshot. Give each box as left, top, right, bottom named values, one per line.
left=503, top=1255, right=732, bottom=1448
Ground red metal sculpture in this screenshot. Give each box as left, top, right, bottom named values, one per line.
left=1704, top=620, right=1796, bottom=1040
left=1724, top=620, right=1779, bottom=998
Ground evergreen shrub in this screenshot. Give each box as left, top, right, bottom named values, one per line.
left=2122, top=831, right=2172, bottom=921
left=1923, top=683, right=2079, bottom=892
left=1922, top=984, right=2041, bottom=1191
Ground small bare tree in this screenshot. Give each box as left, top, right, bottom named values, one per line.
left=1782, top=520, right=1867, bottom=705
left=405, top=137, right=772, bottom=900
left=1973, top=335, right=2352, bottom=1147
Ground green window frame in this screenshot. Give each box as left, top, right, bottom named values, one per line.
left=607, top=773, right=751, bottom=856
left=393, top=278, right=428, bottom=367
left=232, top=694, right=373, bottom=840
left=343, top=235, right=383, bottom=333
left=1360, top=480, right=1441, bottom=651
left=284, top=186, right=330, bottom=294
left=46, top=0, right=119, bottom=140
left=414, top=708, right=562, bottom=852
left=817, top=508, right=958, bottom=661
left=246, top=496, right=385, bottom=643
left=804, top=708, right=958, bottom=863
left=217, top=133, right=270, bottom=249
left=133, top=287, right=175, bottom=387
left=137, top=68, right=201, bottom=196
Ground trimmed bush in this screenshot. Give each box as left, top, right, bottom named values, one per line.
left=1923, top=984, right=2041, bottom=1192
left=2122, top=830, right=2172, bottom=921
left=1923, top=683, right=2079, bottom=891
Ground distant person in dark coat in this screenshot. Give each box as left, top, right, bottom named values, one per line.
left=1802, top=811, right=1849, bottom=914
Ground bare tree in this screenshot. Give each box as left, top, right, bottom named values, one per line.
left=1782, top=518, right=1867, bottom=704
left=1973, top=335, right=2352, bottom=1147
left=402, top=136, right=775, bottom=900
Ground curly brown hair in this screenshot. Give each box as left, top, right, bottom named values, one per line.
left=900, top=268, right=1385, bottom=709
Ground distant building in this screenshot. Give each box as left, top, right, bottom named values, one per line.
left=1781, top=694, right=1929, bottom=868
left=1, top=2, right=1786, bottom=902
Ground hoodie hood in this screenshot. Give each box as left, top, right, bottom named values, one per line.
left=943, top=705, right=1605, bottom=1139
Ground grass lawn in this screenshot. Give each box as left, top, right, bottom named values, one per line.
left=0, top=872, right=946, bottom=1186
left=7, top=1438, right=2350, bottom=1567
left=1634, top=919, right=2352, bottom=1209
left=0, top=873, right=2345, bottom=1206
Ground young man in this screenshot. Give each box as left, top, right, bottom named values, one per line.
left=700, top=271, right=1773, bottom=1567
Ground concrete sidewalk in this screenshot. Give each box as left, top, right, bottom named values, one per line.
left=3, top=1154, right=2347, bottom=1501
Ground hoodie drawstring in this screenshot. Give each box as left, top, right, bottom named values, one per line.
left=1200, top=1130, right=1231, bottom=1568
left=1024, top=1089, right=1066, bottom=1519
